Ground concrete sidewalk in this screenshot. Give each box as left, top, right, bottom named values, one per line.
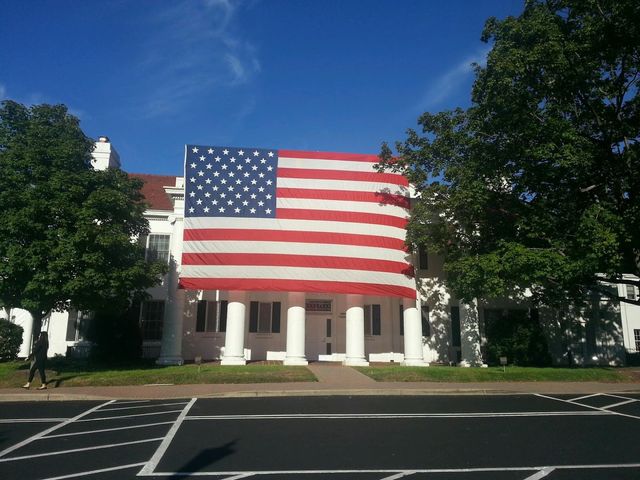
left=1, top=363, right=639, bottom=401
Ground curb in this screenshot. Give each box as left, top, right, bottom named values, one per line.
left=2, top=385, right=640, bottom=402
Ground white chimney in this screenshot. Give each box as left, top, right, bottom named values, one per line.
left=91, top=136, right=121, bottom=170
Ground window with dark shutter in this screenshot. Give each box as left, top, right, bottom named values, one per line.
left=421, top=306, right=430, bottom=337
left=249, top=301, right=259, bottom=333
left=271, top=302, right=281, bottom=333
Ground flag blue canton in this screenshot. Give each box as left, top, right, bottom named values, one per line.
left=184, top=146, right=278, bottom=218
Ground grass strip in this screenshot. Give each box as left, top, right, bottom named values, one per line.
left=355, top=365, right=634, bottom=383
left=0, top=360, right=316, bottom=388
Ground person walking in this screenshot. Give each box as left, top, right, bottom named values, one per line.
left=22, top=331, right=49, bottom=390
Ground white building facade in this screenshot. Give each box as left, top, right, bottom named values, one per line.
left=3, top=139, right=639, bottom=367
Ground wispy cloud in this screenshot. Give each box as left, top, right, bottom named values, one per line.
left=0, top=83, right=6, bottom=100
left=417, top=46, right=490, bottom=111
left=136, top=0, right=260, bottom=118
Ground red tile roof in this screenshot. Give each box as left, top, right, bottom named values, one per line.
left=129, top=173, right=176, bottom=211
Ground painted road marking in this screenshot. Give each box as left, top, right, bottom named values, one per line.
left=98, top=401, right=188, bottom=412
left=0, top=437, right=163, bottom=462
left=523, top=467, right=555, bottom=479
left=40, top=462, right=147, bottom=480
left=41, top=421, right=175, bottom=439
left=145, top=463, right=640, bottom=477
left=137, top=398, right=197, bottom=476
left=75, top=409, right=186, bottom=422
left=536, top=393, right=640, bottom=420
left=0, top=418, right=69, bottom=423
left=0, top=400, right=115, bottom=459
left=185, top=411, right=609, bottom=421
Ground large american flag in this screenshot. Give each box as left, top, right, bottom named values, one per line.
left=179, top=145, right=415, bottom=298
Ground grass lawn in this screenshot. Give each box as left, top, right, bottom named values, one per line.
left=0, top=359, right=316, bottom=388
left=356, top=365, right=639, bottom=383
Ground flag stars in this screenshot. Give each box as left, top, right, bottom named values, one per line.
left=192, top=147, right=199, bottom=153
left=187, top=146, right=278, bottom=219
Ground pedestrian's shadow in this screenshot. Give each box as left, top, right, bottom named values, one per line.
left=169, top=440, right=237, bottom=479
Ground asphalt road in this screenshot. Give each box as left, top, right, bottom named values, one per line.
left=1, top=393, right=639, bottom=480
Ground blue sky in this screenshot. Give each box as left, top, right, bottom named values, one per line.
left=0, top=0, right=523, bottom=175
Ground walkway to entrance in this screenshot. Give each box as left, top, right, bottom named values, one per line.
left=307, top=362, right=376, bottom=387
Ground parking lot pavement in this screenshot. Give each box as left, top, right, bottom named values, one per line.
left=0, top=393, right=639, bottom=480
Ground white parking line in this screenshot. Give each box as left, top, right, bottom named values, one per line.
left=75, top=409, right=186, bottom=422
left=567, top=393, right=601, bottom=402
left=602, top=399, right=637, bottom=410
left=0, top=437, right=163, bottom=462
left=535, top=394, right=640, bottom=420
left=111, top=400, right=151, bottom=405
left=0, top=418, right=69, bottom=423
left=184, top=411, right=609, bottom=421
left=138, top=398, right=197, bottom=476
left=0, top=400, right=115, bottom=459
left=380, top=471, right=416, bottom=479
left=41, top=462, right=147, bottom=480
left=99, top=401, right=188, bottom=412
left=145, top=463, right=640, bottom=477
left=523, top=467, right=555, bottom=479
left=42, top=421, right=175, bottom=439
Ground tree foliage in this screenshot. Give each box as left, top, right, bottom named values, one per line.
left=0, top=318, right=23, bottom=361
left=381, top=0, right=640, bottom=307
left=0, top=100, right=166, bottom=332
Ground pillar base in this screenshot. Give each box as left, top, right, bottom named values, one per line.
left=458, top=360, right=488, bottom=368
left=156, top=356, right=184, bottom=366
left=343, top=358, right=369, bottom=367
left=221, top=357, right=247, bottom=366
left=284, top=357, right=309, bottom=366
left=402, top=359, right=429, bottom=367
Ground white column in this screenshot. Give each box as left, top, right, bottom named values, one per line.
left=344, top=294, right=369, bottom=366
left=402, top=297, right=429, bottom=366
left=459, top=298, right=485, bottom=367
left=221, top=291, right=247, bottom=365
left=6, top=309, right=34, bottom=358
left=284, top=292, right=308, bottom=365
left=157, top=260, right=185, bottom=365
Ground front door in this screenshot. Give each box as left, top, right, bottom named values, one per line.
left=323, top=317, right=333, bottom=356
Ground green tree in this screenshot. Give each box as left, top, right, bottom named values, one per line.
left=380, top=0, right=640, bottom=308
left=0, top=100, right=166, bottom=339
